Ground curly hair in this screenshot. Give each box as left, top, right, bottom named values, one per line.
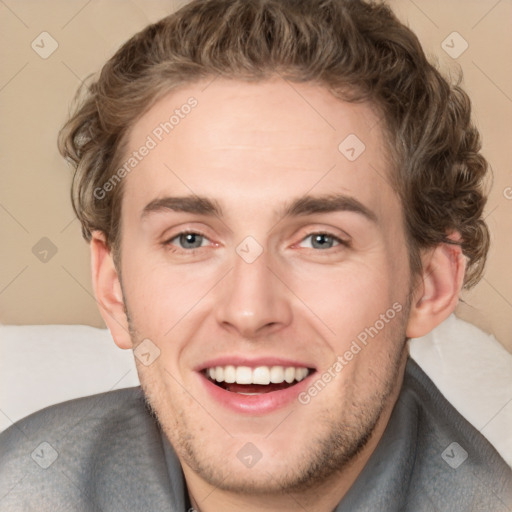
left=58, top=0, right=490, bottom=289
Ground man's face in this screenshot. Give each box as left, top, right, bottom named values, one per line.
left=117, top=79, right=414, bottom=493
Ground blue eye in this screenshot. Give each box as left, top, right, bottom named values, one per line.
left=168, top=232, right=208, bottom=249
left=299, top=233, right=344, bottom=250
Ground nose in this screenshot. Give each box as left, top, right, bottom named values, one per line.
left=214, top=247, right=293, bottom=339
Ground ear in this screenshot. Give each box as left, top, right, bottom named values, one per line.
left=406, top=233, right=466, bottom=339
left=90, top=230, right=132, bottom=349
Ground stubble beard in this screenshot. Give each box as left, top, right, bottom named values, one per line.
left=125, top=300, right=410, bottom=496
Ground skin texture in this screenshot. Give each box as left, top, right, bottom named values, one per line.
left=91, top=78, right=466, bottom=512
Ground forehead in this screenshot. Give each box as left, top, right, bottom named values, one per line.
left=123, top=78, right=397, bottom=223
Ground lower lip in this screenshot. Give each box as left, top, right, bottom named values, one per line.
left=197, top=371, right=316, bottom=414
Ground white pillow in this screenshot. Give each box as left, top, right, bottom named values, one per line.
left=1, top=316, right=510, bottom=466
left=0, top=324, right=139, bottom=433
left=409, top=314, right=512, bottom=466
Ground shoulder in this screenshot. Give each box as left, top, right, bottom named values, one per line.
left=0, top=386, right=148, bottom=460
left=403, top=358, right=512, bottom=510
left=0, top=387, right=175, bottom=510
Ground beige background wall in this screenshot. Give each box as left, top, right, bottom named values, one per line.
left=1, top=0, right=511, bottom=351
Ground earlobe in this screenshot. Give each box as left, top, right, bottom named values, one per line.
left=90, top=231, right=133, bottom=350
left=406, top=234, right=466, bottom=339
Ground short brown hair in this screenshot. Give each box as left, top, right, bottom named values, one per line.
left=58, top=0, right=490, bottom=288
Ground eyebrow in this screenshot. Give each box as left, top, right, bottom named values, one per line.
left=280, top=193, right=378, bottom=223
left=141, top=196, right=223, bottom=219
left=140, top=193, right=378, bottom=224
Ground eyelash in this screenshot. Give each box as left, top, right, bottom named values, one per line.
left=297, top=232, right=350, bottom=250
left=163, top=230, right=210, bottom=253
left=162, top=230, right=350, bottom=253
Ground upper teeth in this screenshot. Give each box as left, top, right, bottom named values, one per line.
left=206, top=365, right=310, bottom=385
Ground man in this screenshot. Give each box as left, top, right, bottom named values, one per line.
left=1, top=0, right=510, bottom=510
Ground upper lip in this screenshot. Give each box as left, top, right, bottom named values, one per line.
left=195, top=356, right=316, bottom=372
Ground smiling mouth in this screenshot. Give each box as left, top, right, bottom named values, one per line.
left=203, top=365, right=315, bottom=395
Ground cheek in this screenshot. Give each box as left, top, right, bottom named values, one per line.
left=289, top=258, right=397, bottom=331
left=122, top=251, right=217, bottom=332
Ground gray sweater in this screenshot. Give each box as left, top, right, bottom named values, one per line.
left=0, top=358, right=510, bottom=511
